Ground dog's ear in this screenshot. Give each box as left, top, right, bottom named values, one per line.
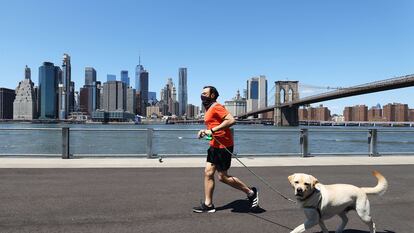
left=310, top=175, right=319, bottom=187
left=288, top=174, right=295, bottom=186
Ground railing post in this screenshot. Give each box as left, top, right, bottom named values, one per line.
left=300, top=128, right=309, bottom=157
left=62, top=127, right=71, bottom=159
left=147, top=128, right=154, bottom=158
left=368, top=129, right=378, bottom=157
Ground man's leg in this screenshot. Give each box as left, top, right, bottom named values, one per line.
left=217, top=170, right=252, bottom=194
left=204, top=162, right=216, bottom=206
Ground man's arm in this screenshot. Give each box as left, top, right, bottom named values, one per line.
left=204, top=113, right=236, bottom=135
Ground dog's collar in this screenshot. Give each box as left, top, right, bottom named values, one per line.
left=301, top=189, right=322, bottom=217
left=300, top=188, right=318, bottom=202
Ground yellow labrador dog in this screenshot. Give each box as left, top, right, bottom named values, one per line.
left=288, top=171, right=387, bottom=233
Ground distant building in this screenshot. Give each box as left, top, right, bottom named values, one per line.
left=368, top=106, right=383, bottom=121
left=0, top=88, right=16, bottom=119
left=383, top=103, right=408, bottom=122
left=186, top=104, right=196, bottom=119
left=79, top=88, right=90, bottom=114
left=136, top=65, right=149, bottom=115
left=156, top=100, right=169, bottom=116
left=148, top=91, right=157, bottom=105
left=79, top=67, right=99, bottom=116
left=91, top=110, right=135, bottom=122
left=135, top=92, right=142, bottom=116
left=343, top=107, right=352, bottom=121
left=299, top=105, right=331, bottom=121
left=354, top=105, right=368, bottom=121
left=74, top=91, right=80, bottom=112
left=85, top=67, right=96, bottom=86
left=146, top=105, right=161, bottom=118
left=13, top=65, right=37, bottom=120
left=102, top=81, right=126, bottom=111
left=135, top=56, right=144, bottom=91
left=224, top=90, right=246, bottom=117
left=343, top=105, right=367, bottom=121
left=332, top=115, right=345, bottom=122
left=134, top=57, right=149, bottom=115
left=126, top=87, right=136, bottom=114
left=58, top=53, right=72, bottom=120
left=409, top=109, right=414, bottom=122
left=160, top=78, right=179, bottom=116
left=298, top=106, right=308, bottom=121
left=178, top=68, right=188, bottom=116
left=121, top=70, right=130, bottom=87
left=38, top=62, right=60, bottom=119
left=246, top=75, right=267, bottom=117
left=107, top=74, right=116, bottom=82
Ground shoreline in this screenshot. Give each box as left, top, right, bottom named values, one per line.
left=1, top=120, right=414, bottom=127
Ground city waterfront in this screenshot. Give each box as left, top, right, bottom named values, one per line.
left=1, top=123, right=414, bottom=156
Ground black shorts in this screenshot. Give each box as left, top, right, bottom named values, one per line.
left=206, top=146, right=233, bottom=171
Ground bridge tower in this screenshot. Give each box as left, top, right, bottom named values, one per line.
left=274, top=81, right=299, bottom=126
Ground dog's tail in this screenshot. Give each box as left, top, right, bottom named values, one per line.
left=361, top=171, right=388, bottom=196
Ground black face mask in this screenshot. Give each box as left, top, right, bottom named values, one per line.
left=201, top=95, right=215, bottom=110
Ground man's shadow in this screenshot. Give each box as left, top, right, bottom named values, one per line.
left=216, top=199, right=266, bottom=213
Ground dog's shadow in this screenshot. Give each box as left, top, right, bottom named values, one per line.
left=216, top=199, right=294, bottom=231
left=323, top=230, right=395, bottom=233
left=216, top=199, right=266, bottom=213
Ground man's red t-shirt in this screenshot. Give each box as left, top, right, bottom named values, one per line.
left=204, top=103, right=234, bottom=148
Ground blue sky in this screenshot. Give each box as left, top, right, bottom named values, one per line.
left=1, top=0, right=413, bottom=114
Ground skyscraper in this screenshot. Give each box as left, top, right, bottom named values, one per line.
left=135, top=58, right=149, bottom=115
left=178, top=67, right=187, bottom=116
left=59, top=53, right=72, bottom=120
left=0, top=88, right=15, bottom=119
left=85, top=67, right=97, bottom=86
left=80, top=67, right=98, bottom=115
left=126, top=87, right=136, bottom=114
left=107, top=74, right=116, bottom=82
left=121, top=70, right=130, bottom=87
left=160, top=78, right=179, bottom=116
left=13, top=65, right=37, bottom=120
left=246, top=75, right=267, bottom=113
left=135, top=56, right=144, bottom=91
left=39, top=62, right=59, bottom=119
left=102, top=81, right=126, bottom=111
left=148, top=91, right=157, bottom=105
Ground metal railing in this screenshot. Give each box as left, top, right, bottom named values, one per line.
left=0, top=127, right=414, bottom=158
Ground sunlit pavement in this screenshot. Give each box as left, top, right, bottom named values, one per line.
left=0, top=163, right=412, bottom=233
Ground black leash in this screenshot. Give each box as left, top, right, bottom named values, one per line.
left=210, top=134, right=297, bottom=204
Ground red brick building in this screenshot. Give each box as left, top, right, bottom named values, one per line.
left=299, top=105, right=331, bottom=121
left=383, top=103, right=408, bottom=122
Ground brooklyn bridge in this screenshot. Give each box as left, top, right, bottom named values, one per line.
left=236, top=74, right=414, bottom=126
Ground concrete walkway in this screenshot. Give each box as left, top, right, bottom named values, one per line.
left=0, top=164, right=413, bottom=233
left=1, top=155, right=414, bottom=168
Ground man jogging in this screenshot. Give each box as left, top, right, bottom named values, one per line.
left=192, top=86, right=259, bottom=213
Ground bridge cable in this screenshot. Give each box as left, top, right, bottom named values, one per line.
left=210, top=134, right=297, bottom=204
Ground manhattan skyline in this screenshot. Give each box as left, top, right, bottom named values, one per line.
left=1, top=0, right=413, bottom=114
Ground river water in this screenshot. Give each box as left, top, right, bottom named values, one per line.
left=0, top=123, right=413, bottom=156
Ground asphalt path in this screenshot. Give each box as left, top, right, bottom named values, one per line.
left=0, top=165, right=413, bottom=233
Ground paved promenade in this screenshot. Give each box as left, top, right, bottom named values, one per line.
left=0, top=157, right=413, bottom=233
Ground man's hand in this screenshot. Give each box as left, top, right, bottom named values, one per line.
left=197, top=130, right=205, bottom=139
left=197, top=129, right=212, bottom=139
